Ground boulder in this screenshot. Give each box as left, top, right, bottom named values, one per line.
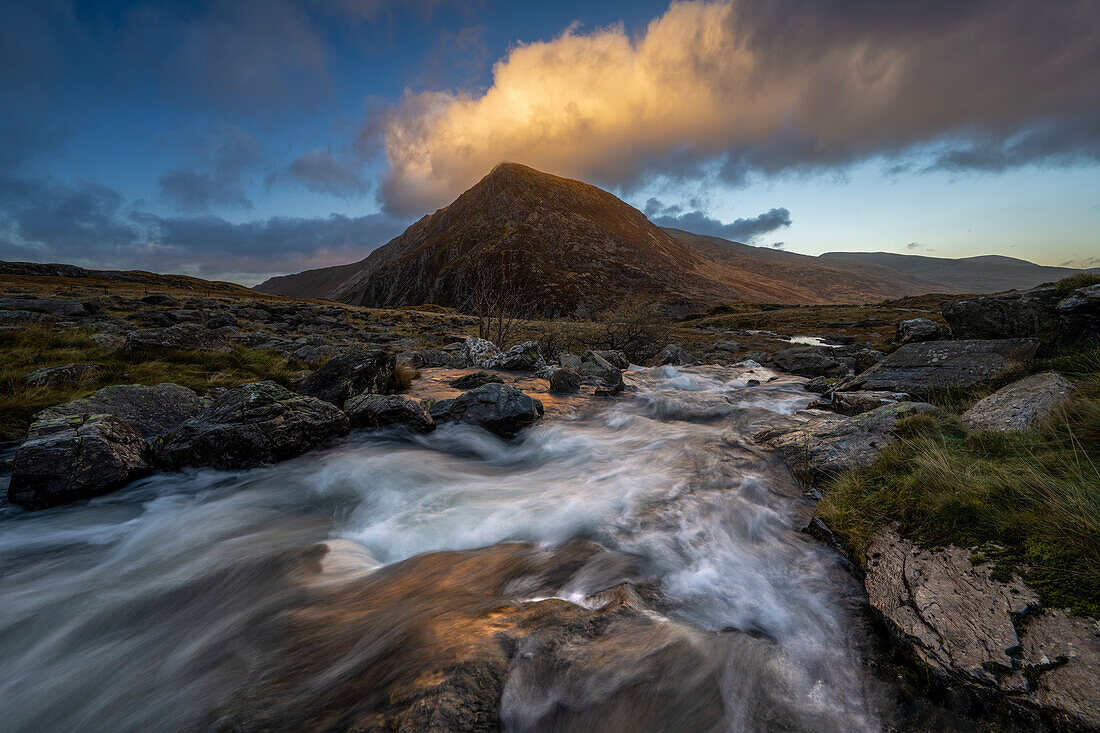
left=296, top=347, right=396, bottom=408
left=33, top=383, right=204, bottom=439
left=0, top=297, right=98, bottom=319
left=8, top=414, right=150, bottom=509
left=810, top=390, right=912, bottom=416
left=650, top=343, right=695, bottom=366
left=487, top=340, right=544, bottom=371
left=1057, top=283, right=1100, bottom=343
left=852, top=349, right=884, bottom=374
left=0, top=310, right=54, bottom=328
left=23, top=363, right=104, bottom=389
left=755, top=401, right=935, bottom=483
left=124, top=323, right=233, bottom=354
left=961, top=372, right=1074, bottom=432
left=140, top=293, right=179, bottom=307
left=549, top=368, right=581, bottom=393
left=841, top=339, right=1039, bottom=399
left=766, top=346, right=847, bottom=378
left=415, top=348, right=455, bottom=367
left=429, top=383, right=543, bottom=438
left=941, top=288, right=1060, bottom=340
left=895, top=318, right=949, bottom=345
left=803, top=376, right=832, bottom=394
left=458, top=337, right=499, bottom=368
left=344, top=394, right=434, bottom=433
left=152, top=381, right=349, bottom=470
left=865, top=527, right=1100, bottom=729
left=449, top=371, right=504, bottom=390
left=593, top=349, right=630, bottom=369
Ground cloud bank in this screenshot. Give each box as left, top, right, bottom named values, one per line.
left=377, top=0, right=1100, bottom=214
left=644, top=199, right=791, bottom=242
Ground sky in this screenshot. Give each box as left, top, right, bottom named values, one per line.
left=1, top=0, right=1098, bottom=285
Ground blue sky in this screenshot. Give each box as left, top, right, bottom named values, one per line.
left=2, top=0, right=1098, bottom=283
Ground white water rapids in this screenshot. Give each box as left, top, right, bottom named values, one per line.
left=0, top=364, right=955, bottom=731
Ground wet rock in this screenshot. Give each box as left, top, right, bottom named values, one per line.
left=449, top=371, right=504, bottom=390
left=124, top=323, right=233, bottom=354
left=23, top=363, right=104, bottom=389
left=961, top=372, right=1074, bottom=432
left=810, top=390, right=912, bottom=417
left=296, top=347, right=395, bottom=408
left=593, top=349, right=630, bottom=369
left=804, top=376, right=832, bottom=394
left=755, top=401, right=935, bottom=482
left=33, top=383, right=204, bottom=439
left=549, top=367, right=581, bottom=393
left=0, top=297, right=98, bottom=319
left=487, top=341, right=544, bottom=371
left=1016, top=610, right=1100, bottom=730
left=650, top=343, right=695, bottom=366
left=941, top=288, right=1060, bottom=340
left=8, top=414, right=150, bottom=510
left=344, top=394, right=434, bottom=433
left=458, top=337, right=499, bottom=368
left=152, top=381, right=349, bottom=470
left=429, top=383, right=543, bottom=438
left=840, top=339, right=1039, bottom=399
left=577, top=350, right=623, bottom=394
left=766, top=345, right=847, bottom=378
left=895, top=318, right=950, bottom=345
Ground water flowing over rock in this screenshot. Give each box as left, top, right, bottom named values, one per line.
left=840, top=339, right=1039, bottom=399
left=895, top=317, right=949, bottom=345
left=962, top=372, right=1075, bottom=432
left=755, top=401, right=935, bottom=483
left=344, top=394, right=434, bottom=433
left=865, top=526, right=1100, bottom=729
left=153, top=381, right=350, bottom=470
left=124, top=323, right=233, bottom=354
left=8, top=414, right=150, bottom=509
left=296, top=347, right=396, bottom=408
left=428, top=382, right=543, bottom=438
left=32, top=383, right=204, bottom=439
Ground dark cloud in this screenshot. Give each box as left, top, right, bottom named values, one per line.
left=0, top=170, right=407, bottom=283
left=284, top=149, right=368, bottom=197
left=645, top=199, right=792, bottom=243
left=158, top=125, right=263, bottom=211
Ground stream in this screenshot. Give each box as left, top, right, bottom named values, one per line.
left=0, top=364, right=961, bottom=731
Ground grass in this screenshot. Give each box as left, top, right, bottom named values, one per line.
left=0, top=326, right=306, bottom=441
left=1054, top=272, right=1100, bottom=296
left=817, top=348, right=1100, bottom=616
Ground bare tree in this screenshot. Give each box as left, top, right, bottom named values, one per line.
left=459, top=253, right=534, bottom=347
left=595, top=301, right=668, bottom=363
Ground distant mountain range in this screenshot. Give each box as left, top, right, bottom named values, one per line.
left=256, top=163, right=1090, bottom=313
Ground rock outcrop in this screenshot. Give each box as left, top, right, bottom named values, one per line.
left=124, top=323, right=233, bottom=354
left=866, top=527, right=1100, bottom=730
left=8, top=414, right=150, bottom=509
left=23, top=362, right=104, bottom=389
left=153, top=382, right=350, bottom=470
left=962, top=372, right=1075, bottom=432
left=766, top=346, right=847, bottom=378
left=895, top=318, right=949, bottom=345
left=344, top=394, right=434, bottom=433
left=296, top=347, right=395, bottom=408
left=840, top=339, right=1039, bottom=399
left=942, top=282, right=1100, bottom=344
left=0, top=297, right=99, bottom=319
left=755, top=401, right=935, bottom=483
left=429, top=383, right=543, bottom=438
left=32, top=383, right=204, bottom=439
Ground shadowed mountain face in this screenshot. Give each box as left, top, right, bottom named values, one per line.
left=256, top=164, right=1089, bottom=312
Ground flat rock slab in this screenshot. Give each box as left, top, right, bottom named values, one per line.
left=32, top=383, right=204, bottom=439
left=124, top=323, right=233, bottom=353
left=842, top=338, right=1039, bottom=399
left=962, top=372, right=1074, bottom=432
left=755, top=401, right=935, bottom=483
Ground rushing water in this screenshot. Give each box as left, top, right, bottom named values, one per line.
left=0, top=365, right=906, bottom=731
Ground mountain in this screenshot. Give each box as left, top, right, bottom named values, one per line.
left=256, top=163, right=1090, bottom=311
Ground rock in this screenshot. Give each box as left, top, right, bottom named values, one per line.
left=961, top=372, right=1074, bottom=432
left=124, top=324, right=233, bottom=354
left=711, top=341, right=743, bottom=354
left=296, top=347, right=396, bottom=408
left=344, top=394, right=434, bottom=433
left=766, top=346, right=847, bottom=378
left=415, top=348, right=455, bottom=367
left=7, top=414, right=150, bottom=510
left=852, top=349, right=884, bottom=374
left=23, top=363, right=103, bottom=389
left=140, top=293, right=179, bottom=307
left=0, top=309, right=54, bottom=327
left=0, top=297, right=98, bottom=319
left=804, top=376, right=832, bottom=394
left=549, top=368, right=581, bottom=393
left=429, top=383, right=543, bottom=438
left=458, top=337, right=499, bottom=368
left=865, top=527, right=1100, bottom=729
left=865, top=526, right=1039, bottom=686
left=449, top=371, right=504, bottom=390
left=1057, top=283, right=1100, bottom=312
left=593, top=349, right=630, bottom=369
left=486, top=340, right=544, bottom=371
left=395, top=350, right=424, bottom=369
left=941, top=288, right=1060, bottom=340
left=558, top=352, right=582, bottom=369
left=841, top=339, right=1039, bottom=399
left=203, top=312, right=237, bottom=329
left=825, top=390, right=911, bottom=416
left=895, top=318, right=950, bottom=345
left=152, top=381, right=349, bottom=470
left=1057, top=284, right=1100, bottom=343
left=236, top=307, right=271, bottom=322
left=650, top=343, right=695, bottom=366
left=33, top=383, right=204, bottom=439
left=755, top=401, right=935, bottom=483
